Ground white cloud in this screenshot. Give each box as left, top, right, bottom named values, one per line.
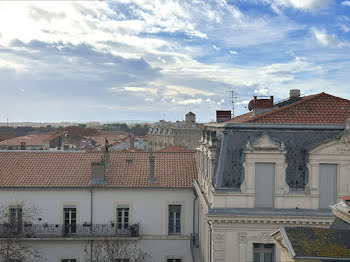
left=109, top=86, right=158, bottom=94
left=269, top=0, right=333, bottom=10
left=229, top=50, right=238, bottom=55
left=213, top=45, right=221, bottom=51
left=165, top=85, right=215, bottom=97
left=254, top=87, right=270, bottom=96
left=311, top=28, right=346, bottom=47
left=341, top=25, right=350, bottom=33
left=0, top=58, right=27, bottom=72
left=341, top=1, right=350, bottom=6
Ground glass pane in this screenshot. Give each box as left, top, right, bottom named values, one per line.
left=264, top=252, right=273, bottom=262
left=253, top=253, right=260, bottom=262
left=253, top=243, right=261, bottom=248
left=264, top=244, right=274, bottom=248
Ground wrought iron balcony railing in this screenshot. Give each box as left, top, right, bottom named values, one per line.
left=0, top=223, right=139, bottom=239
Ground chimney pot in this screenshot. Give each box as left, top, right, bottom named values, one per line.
left=253, top=96, right=274, bottom=116
left=289, top=89, right=300, bottom=98
left=216, top=110, right=231, bottom=123
left=148, top=155, right=156, bottom=183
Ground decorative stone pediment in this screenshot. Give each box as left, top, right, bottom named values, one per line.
left=310, top=131, right=350, bottom=155
left=246, top=133, right=285, bottom=151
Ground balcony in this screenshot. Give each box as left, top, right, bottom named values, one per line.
left=0, top=223, right=139, bottom=239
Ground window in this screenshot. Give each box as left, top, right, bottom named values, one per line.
left=117, top=207, right=129, bottom=230
left=167, top=259, right=181, bottom=262
left=168, top=205, right=181, bottom=234
left=255, top=163, right=275, bottom=208
left=9, top=206, right=22, bottom=234
left=115, top=259, right=129, bottom=262
left=253, top=243, right=274, bottom=262
left=63, top=207, right=76, bottom=235
left=61, top=260, right=76, bottom=262
left=319, top=164, right=337, bottom=209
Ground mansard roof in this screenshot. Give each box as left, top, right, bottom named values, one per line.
left=227, top=92, right=350, bottom=124
left=0, top=151, right=196, bottom=189
left=281, top=227, right=350, bottom=259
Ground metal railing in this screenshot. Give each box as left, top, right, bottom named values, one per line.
left=0, top=223, right=139, bottom=238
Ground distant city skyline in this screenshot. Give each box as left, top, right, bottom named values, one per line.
left=0, top=0, right=350, bottom=123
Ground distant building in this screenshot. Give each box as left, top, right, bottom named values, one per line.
left=148, top=111, right=202, bottom=151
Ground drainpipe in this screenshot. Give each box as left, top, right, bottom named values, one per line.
left=208, top=220, right=213, bottom=262
left=193, top=190, right=198, bottom=235
left=90, top=188, right=93, bottom=261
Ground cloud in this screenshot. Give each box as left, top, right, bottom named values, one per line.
left=311, top=28, right=346, bottom=47
left=213, top=45, right=220, bottom=51
left=268, top=0, right=333, bottom=10
left=229, top=50, right=238, bottom=55
left=341, top=25, right=350, bottom=33
left=342, top=1, right=350, bottom=6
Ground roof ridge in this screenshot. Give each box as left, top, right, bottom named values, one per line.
left=246, top=92, right=326, bottom=123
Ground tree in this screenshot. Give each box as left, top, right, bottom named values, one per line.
left=84, top=239, right=154, bottom=262
left=0, top=201, right=45, bottom=261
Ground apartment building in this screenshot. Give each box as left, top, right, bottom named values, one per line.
left=0, top=151, right=197, bottom=262
left=194, top=91, right=350, bottom=262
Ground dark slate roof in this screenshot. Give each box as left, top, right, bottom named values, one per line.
left=209, top=208, right=333, bottom=217
left=330, top=217, right=350, bottom=231
left=214, top=127, right=342, bottom=189
left=284, top=227, right=350, bottom=259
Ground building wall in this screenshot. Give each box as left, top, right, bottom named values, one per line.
left=0, top=188, right=194, bottom=262
left=195, top=126, right=350, bottom=262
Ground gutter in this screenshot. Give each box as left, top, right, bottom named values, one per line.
left=90, top=188, right=93, bottom=261
left=208, top=220, right=213, bottom=262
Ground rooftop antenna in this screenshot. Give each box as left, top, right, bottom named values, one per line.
left=227, top=88, right=239, bottom=118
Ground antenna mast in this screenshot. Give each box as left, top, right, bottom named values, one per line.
left=228, top=89, right=239, bottom=118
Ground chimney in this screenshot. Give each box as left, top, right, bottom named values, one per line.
left=254, top=96, right=274, bottom=116
left=129, top=134, right=134, bottom=149
left=148, top=155, right=156, bottom=183
left=104, top=151, right=110, bottom=171
left=20, top=142, right=26, bottom=150
left=90, top=160, right=106, bottom=185
left=216, top=110, right=231, bottom=123
left=289, top=89, right=300, bottom=98
left=346, top=118, right=350, bottom=131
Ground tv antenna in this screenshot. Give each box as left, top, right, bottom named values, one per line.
left=227, top=89, right=239, bottom=118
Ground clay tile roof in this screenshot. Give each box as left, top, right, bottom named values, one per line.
left=0, top=151, right=197, bottom=188
left=0, top=134, right=53, bottom=146
left=157, top=146, right=194, bottom=153
left=227, top=93, right=350, bottom=124
left=91, top=135, right=128, bottom=146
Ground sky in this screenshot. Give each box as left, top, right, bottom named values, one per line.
left=0, top=0, right=350, bottom=123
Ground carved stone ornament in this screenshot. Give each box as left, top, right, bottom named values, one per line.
left=239, top=232, right=247, bottom=243
left=246, top=133, right=284, bottom=150
left=214, top=233, right=224, bottom=241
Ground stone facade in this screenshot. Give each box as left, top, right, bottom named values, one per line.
left=148, top=112, right=202, bottom=151
left=194, top=122, right=350, bottom=262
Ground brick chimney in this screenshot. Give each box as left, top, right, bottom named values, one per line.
left=216, top=110, right=231, bottom=123
left=148, top=155, right=156, bottom=183
left=254, top=96, right=274, bottom=116
left=129, top=134, right=134, bottom=149
left=90, top=152, right=109, bottom=185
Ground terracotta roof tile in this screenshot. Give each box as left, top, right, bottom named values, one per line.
left=0, top=151, right=197, bottom=188
left=0, top=134, right=54, bottom=146
left=227, top=93, right=350, bottom=124
left=157, top=146, right=194, bottom=152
